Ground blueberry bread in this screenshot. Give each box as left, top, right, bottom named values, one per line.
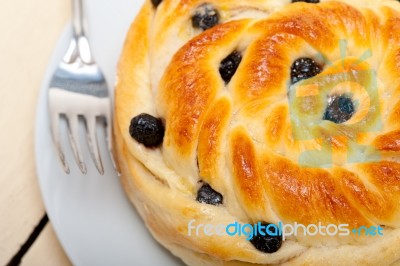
left=113, top=0, right=400, bottom=265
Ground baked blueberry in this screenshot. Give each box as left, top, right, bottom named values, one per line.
left=290, top=57, right=322, bottom=84
left=192, top=4, right=220, bottom=31
left=323, top=95, right=355, bottom=124
left=196, top=183, right=223, bottom=205
left=250, top=222, right=282, bottom=253
left=151, top=0, right=162, bottom=8
left=292, top=0, right=320, bottom=3
left=129, top=113, right=165, bottom=148
left=219, top=51, right=242, bottom=84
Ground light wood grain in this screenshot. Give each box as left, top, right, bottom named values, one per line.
left=0, top=0, right=70, bottom=264
left=22, top=224, right=71, bottom=266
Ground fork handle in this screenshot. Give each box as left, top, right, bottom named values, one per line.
left=72, top=0, right=85, bottom=38
left=70, top=0, right=93, bottom=64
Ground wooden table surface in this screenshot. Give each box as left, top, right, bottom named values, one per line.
left=1, top=0, right=71, bottom=264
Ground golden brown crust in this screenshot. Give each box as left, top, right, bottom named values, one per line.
left=114, top=0, right=400, bottom=265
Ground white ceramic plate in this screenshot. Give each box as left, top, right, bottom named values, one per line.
left=35, top=0, right=183, bottom=265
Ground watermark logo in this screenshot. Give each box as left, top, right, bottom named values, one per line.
left=187, top=220, right=384, bottom=240
left=288, top=40, right=382, bottom=167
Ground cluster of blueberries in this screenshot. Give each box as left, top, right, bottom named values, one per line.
left=128, top=0, right=357, bottom=254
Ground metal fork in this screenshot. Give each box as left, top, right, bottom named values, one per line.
left=48, top=0, right=111, bottom=175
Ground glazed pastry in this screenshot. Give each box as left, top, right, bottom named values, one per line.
left=114, top=0, right=400, bottom=265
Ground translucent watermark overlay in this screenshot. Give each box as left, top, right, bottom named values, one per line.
left=187, top=220, right=384, bottom=241
left=288, top=40, right=383, bottom=167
